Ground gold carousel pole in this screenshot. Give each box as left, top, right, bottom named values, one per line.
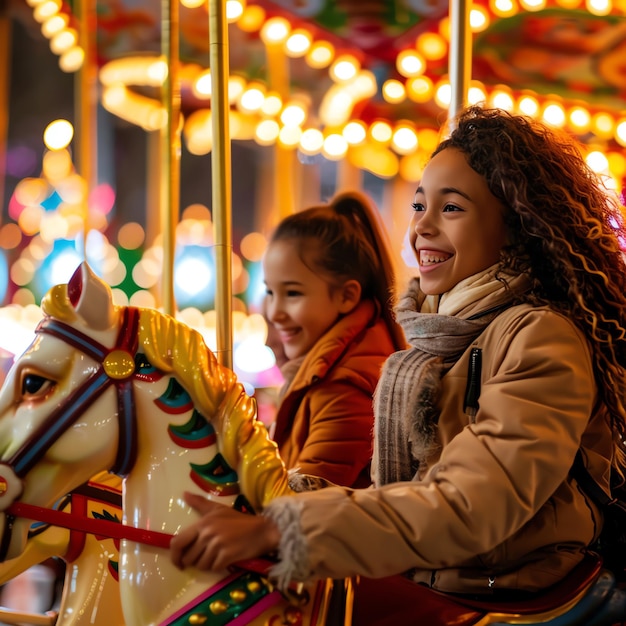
left=266, top=41, right=295, bottom=219
left=160, top=0, right=181, bottom=317
left=448, top=0, right=471, bottom=130
left=209, top=0, right=233, bottom=369
left=76, top=0, right=97, bottom=254
left=0, top=13, right=10, bottom=222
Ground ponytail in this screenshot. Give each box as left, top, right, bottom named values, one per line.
left=331, top=192, right=406, bottom=350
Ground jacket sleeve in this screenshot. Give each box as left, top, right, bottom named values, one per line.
left=264, top=309, right=598, bottom=583
left=293, top=381, right=375, bottom=488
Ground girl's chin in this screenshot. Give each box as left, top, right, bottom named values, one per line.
left=283, top=345, right=305, bottom=361
left=417, top=277, right=447, bottom=296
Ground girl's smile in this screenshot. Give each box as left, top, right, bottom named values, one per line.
left=418, top=248, right=453, bottom=269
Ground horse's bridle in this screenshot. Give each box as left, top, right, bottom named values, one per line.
left=5, top=307, right=140, bottom=482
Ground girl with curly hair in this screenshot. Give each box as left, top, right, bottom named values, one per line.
left=170, top=106, right=626, bottom=607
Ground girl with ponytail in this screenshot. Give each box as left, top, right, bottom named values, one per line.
left=262, top=191, right=406, bottom=489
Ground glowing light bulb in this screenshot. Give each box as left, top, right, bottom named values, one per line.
left=491, top=0, right=517, bottom=16
left=237, top=5, right=265, bottom=32
left=226, top=0, right=245, bottom=21
left=415, top=32, right=447, bottom=60
left=299, top=128, right=324, bottom=154
left=280, top=102, right=307, bottom=127
left=343, top=121, right=367, bottom=145
left=43, top=119, right=74, bottom=150
left=255, top=120, right=280, bottom=146
left=41, top=13, right=68, bottom=37
left=260, top=17, right=290, bottom=44
left=285, top=29, right=312, bottom=57
left=396, top=50, right=425, bottom=78
left=370, top=121, right=392, bottom=144
left=517, top=95, right=539, bottom=117
left=469, top=6, right=490, bottom=31
left=406, top=76, right=433, bottom=103
left=329, top=55, right=360, bottom=82
left=569, top=107, right=591, bottom=132
left=50, top=28, right=77, bottom=55
left=238, top=84, right=265, bottom=112
left=322, top=134, right=348, bottom=160
left=490, top=90, right=514, bottom=111
left=382, top=79, right=406, bottom=104
left=542, top=103, right=566, bottom=127
left=306, top=41, right=334, bottom=69
left=392, top=126, right=418, bottom=155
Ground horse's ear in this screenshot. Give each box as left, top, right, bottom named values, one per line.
left=68, top=262, right=116, bottom=330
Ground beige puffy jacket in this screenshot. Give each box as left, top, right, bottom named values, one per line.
left=265, top=303, right=612, bottom=594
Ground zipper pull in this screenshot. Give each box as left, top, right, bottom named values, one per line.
left=464, top=347, right=482, bottom=424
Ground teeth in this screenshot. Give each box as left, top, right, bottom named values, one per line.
left=420, top=252, right=450, bottom=265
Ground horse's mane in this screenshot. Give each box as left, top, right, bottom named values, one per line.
left=42, top=285, right=293, bottom=509
left=138, top=306, right=235, bottom=419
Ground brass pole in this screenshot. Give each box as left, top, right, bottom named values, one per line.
left=160, top=0, right=181, bottom=316
left=76, top=0, right=97, bottom=255
left=266, top=41, right=294, bottom=218
left=448, top=0, right=471, bottom=131
left=0, top=14, right=10, bottom=223
left=209, top=0, right=233, bottom=369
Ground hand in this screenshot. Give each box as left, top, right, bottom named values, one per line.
left=170, top=491, right=281, bottom=572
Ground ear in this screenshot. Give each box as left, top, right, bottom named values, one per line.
left=68, top=262, right=117, bottom=331
left=337, top=279, right=362, bottom=314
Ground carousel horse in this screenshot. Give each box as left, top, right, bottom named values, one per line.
left=0, top=262, right=340, bottom=626
left=0, top=471, right=125, bottom=626
left=0, top=262, right=623, bottom=626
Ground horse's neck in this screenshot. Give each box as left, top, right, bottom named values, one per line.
left=123, top=380, right=238, bottom=525
left=118, top=379, right=237, bottom=626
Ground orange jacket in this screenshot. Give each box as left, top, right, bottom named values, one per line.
left=272, top=299, right=397, bottom=488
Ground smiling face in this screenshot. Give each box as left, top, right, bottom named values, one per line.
left=263, top=239, right=356, bottom=361
left=409, top=147, right=508, bottom=295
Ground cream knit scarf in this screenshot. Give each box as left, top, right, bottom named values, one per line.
left=372, top=265, right=524, bottom=487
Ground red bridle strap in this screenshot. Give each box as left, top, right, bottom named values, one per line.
left=6, top=501, right=276, bottom=576
left=8, top=501, right=172, bottom=548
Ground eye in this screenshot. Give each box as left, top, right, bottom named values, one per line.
left=286, top=289, right=302, bottom=297
left=411, top=202, right=425, bottom=212
left=21, top=373, right=55, bottom=399
left=443, top=203, right=462, bottom=212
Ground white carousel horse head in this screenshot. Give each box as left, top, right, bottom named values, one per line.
left=0, top=262, right=335, bottom=626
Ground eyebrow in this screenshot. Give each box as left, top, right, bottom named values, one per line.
left=415, top=185, right=473, bottom=202
left=264, top=280, right=304, bottom=287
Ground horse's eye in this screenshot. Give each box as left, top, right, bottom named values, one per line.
left=21, top=374, right=53, bottom=397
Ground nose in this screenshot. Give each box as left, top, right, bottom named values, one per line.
left=265, top=296, right=285, bottom=324
left=412, top=208, right=435, bottom=237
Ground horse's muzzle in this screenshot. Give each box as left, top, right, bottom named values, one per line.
left=0, top=464, right=23, bottom=512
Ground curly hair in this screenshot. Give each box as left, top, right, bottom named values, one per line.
left=435, top=106, right=626, bottom=470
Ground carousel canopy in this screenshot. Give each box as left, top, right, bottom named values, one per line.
left=10, top=0, right=626, bottom=180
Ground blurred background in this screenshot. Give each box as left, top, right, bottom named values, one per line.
left=0, top=0, right=625, bottom=620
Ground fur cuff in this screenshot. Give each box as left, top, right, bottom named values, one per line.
left=288, top=468, right=335, bottom=492
left=263, top=496, right=310, bottom=589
